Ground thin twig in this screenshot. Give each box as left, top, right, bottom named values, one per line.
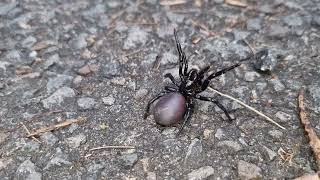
left=27, top=117, right=85, bottom=138
left=160, top=0, right=187, bottom=6
left=21, top=123, right=41, bottom=143
left=208, top=87, right=286, bottom=130
left=298, top=88, right=320, bottom=170
left=89, top=146, right=135, bottom=151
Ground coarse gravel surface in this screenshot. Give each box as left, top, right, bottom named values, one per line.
left=1, top=0, right=320, bottom=179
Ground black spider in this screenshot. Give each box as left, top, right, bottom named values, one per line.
left=144, top=29, right=252, bottom=134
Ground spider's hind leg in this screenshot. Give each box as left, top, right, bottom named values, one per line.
left=144, top=91, right=169, bottom=119
left=177, top=99, right=194, bottom=135
left=195, top=95, right=234, bottom=122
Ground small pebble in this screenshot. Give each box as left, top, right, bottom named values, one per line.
left=111, top=77, right=126, bottom=86
left=237, top=160, right=262, bottom=180
left=77, top=97, right=96, bottom=110
left=102, top=95, right=115, bottom=106
left=135, top=89, right=148, bottom=100
left=187, top=166, right=215, bottom=180
left=16, top=66, right=32, bottom=75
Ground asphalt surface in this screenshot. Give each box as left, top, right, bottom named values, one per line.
left=1, top=0, right=320, bottom=179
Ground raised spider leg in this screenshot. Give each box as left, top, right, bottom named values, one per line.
left=164, top=73, right=179, bottom=87
left=174, top=29, right=188, bottom=81
left=177, top=98, right=194, bottom=135
left=201, top=63, right=241, bottom=91
left=144, top=91, right=169, bottom=119
left=195, top=95, right=234, bottom=122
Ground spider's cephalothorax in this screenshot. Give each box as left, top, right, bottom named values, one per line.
left=144, top=29, right=251, bottom=134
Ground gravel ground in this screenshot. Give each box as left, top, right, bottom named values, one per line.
left=1, top=0, right=320, bottom=179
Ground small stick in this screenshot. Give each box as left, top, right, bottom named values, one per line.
left=21, top=123, right=41, bottom=143
left=89, top=146, right=135, bottom=151
left=160, top=0, right=187, bottom=6
left=27, top=117, right=85, bottom=137
left=208, top=87, right=286, bottom=130
left=298, top=88, right=320, bottom=170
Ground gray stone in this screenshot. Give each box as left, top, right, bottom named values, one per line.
left=102, top=95, right=115, bottom=106
left=161, top=51, right=178, bottom=65
left=72, top=33, right=88, bottom=50
left=135, top=89, right=148, bottom=100
left=269, top=78, right=285, bottom=92
left=268, top=24, right=289, bottom=38
left=65, top=134, right=86, bottom=148
left=247, top=18, right=262, bottom=31
left=232, top=30, right=251, bottom=42
left=102, top=62, right=121, bottom=78
left=42, top=86, right=76, bottom=109
left=275, top=111, right=292, bottom=122
left=40, top=132, right=59, bottom=146
left=0, top=2, right=18, bottom=16
left=123, top=27, right=148, bottom=50
left=217, top=140, right=243, bottom=152
left=0, top=131, right=8, bottom=145
left=119, top=153, right=138, bottom=168
left=253, top=49, right=278, bottom=73
left=312, top=15, right=320, bottom=27
left=238, top=160, right=262, bottom=180
left=0, top=158, right=13, bottom=171
left=166, top=11, right=185, bottom=23
left=21, top=36, right=37, bottom=49
left=283, top=14, right=303, bottom=27
left=6, top=49, right=21, bottom=62
left=77, top=97, right=96, bottom=110
left=15, top=160, right=42, bottom=180
left=86, top=162, right=105, bottom=179
left=244, top=71, right=260, bottom=82
left=28, top=51, right=37, bottom=59
left=261, top=145, right=277, bottom=161
left=44, top=54, right=60, bottom=70
left=82, top=4, right=105, bottom=18
left=268, top=130, right=283, bottom=139
left=111, top=77, right=126, bottom=86
left=259, top=4, right=273, bottom=14
left=44, top=148, right=71, bottom=170
left=187, top=166, right=215, bottom=180
left=309, top=81, right=320, bottom=111
left=214, top=128, right=226, bottom=140
left=185, top=138, right=203, bottom=164
left=47, top=74, right=73, bottom=93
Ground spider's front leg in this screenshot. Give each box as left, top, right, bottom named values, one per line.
left=177, top=98, right=194, bottom=134
left=174, top=29, right=188, bottom=81
left=195, top=95, right=234, bottom=122
left=164, top=73, right=179, bottom=87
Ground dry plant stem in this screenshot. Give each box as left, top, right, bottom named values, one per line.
left=89, top=146, right=135, bottom=151
left=159, top=0, right=187, bottom=6
left=27, top=118, right=85, bottom=138
left=298, top=88, right=320, bottom=170
left=21, top=123, right=41, bottom=143
left=225, top=0, right=248, bottom=7
left=208, top=87, right=286, bottom=130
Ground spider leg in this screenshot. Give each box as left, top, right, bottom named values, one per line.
left=201, top=63, right=241, bottom=91
left=144, top=91, right=169, bottom=119
left=177, top=98, right=194, bottom=135
left=195, top=95, right=234, bottom=122
left=164, top=73, right=179, bottom=87
left=174, top=29, right=187, bottom=81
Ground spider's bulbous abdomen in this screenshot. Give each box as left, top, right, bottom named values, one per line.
left=153, top=92, right=186, bottom=126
